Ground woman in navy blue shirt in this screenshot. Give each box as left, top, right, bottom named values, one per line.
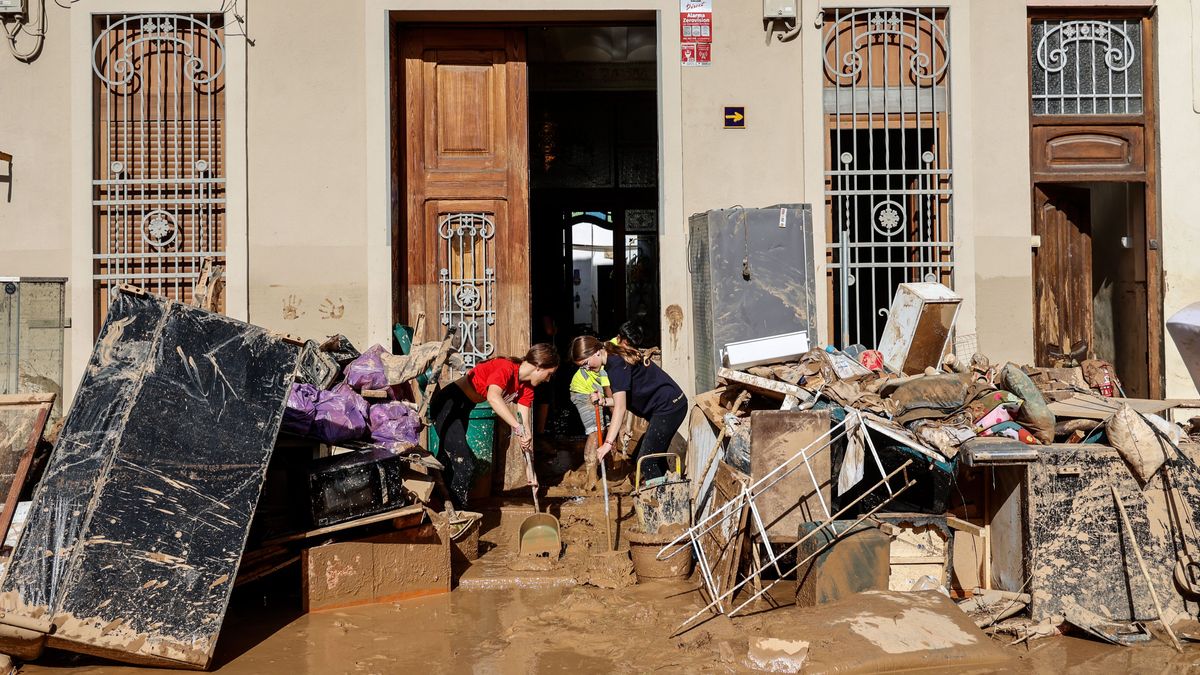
left=569, top=335, right=687, bottom=482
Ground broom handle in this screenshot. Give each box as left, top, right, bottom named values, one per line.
left=594, top=389, right=613, bottom=551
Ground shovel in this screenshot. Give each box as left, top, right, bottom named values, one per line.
left=517, top=444, right=561, bottom=557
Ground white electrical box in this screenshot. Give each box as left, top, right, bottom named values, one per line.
left=0, top=0, right=24, bottom=15
left=764, top=0, right=796, bottom=19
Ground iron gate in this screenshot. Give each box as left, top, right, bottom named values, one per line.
left=91, top=14, right=226, bottom=321
left=823, top=7, right=954, bottom=348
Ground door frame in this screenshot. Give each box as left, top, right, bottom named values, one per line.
left=368, top=5, right=686, bottom=392
left=1026, top=9, right=1162, bottom=397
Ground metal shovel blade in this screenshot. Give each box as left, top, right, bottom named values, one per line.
left=517, top=513, right=562, bottom=557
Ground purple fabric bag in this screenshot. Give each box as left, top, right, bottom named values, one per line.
left=343, top=344, right=389, bottom=392
left=282, top=383, right=320, bottom=436
left=369, top=401, right=422, bottom=448
left=312, top=384, right=369, bottom=444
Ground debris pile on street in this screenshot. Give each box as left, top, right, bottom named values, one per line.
left=0, top=288, right=465, bottom=669
left=668, top=281, right=1200, bottom=655
left=1, top=281, right=1199, bottom=671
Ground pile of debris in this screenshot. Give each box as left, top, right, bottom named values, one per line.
left=0, top=287, right=465, bottom=670
left=669, top=282, right=1200, bottom=661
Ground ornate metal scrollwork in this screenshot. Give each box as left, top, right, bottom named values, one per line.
left=439, top=213, right=497, bottom=369
left=92, top=14, right=225, bottom=88
left=822, top=8, right=950, bottom=82
left=1036, top=20, right=1136, bottom=74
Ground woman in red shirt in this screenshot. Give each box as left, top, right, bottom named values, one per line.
left=431, top=343, right=559, bottom=508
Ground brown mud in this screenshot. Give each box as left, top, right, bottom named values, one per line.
left=21, top=580, right=1200, bottom=674
left=19, top=459, right=1200, bottom=674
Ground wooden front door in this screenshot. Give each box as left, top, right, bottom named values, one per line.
left=400, top=28, right=529, bottom=367
left=1033, top=184, right=1092, bottom=366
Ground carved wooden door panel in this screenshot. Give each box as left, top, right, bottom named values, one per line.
left=401, top=29, right=529, bottom=367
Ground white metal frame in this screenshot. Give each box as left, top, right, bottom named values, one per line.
left=69, top=1, right=247, bottom=403
left=90, top=12, right=227, bottom=303
left=659, top=408, right=912, bottom=633
left=822, top=6, right=956, bottom=349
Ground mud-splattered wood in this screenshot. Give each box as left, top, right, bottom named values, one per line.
left=698, top=463, right=750, bottom=611
left=717, top=368, right=815, bottom=404
left=261, top=504, right=426, bottom=547
left=1027, top=443, right=1200, bottom=625
left=0, top=393, right=54, bottom=546
left=301, top=523, right=450, bottom=612
left=749, top=409, right=832, bottom=540
left=0, top=291, right=302, bottom=669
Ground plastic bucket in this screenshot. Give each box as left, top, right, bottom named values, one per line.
left=428, top=401, right=496, bottom=477
left=627, top=526, right=693, bottom=582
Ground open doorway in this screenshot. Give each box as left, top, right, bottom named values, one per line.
left=1033, top=182, right=1150, bottom=397
left=526, top=26, right=661, bottom=436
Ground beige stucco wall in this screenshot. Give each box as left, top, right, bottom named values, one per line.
left=963, top=0, right=1036, bottom=366
left=0, top=2, right=75, bottom=385
left=5, top=0, right=1188, bottom=406
left=1157, top=0, right=1200, bottom=398
left=245, top=0, right=369, bottom=346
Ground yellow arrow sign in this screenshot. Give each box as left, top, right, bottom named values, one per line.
left=724, top=111, right=744, bottom=123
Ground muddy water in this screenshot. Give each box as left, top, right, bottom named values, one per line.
left=18, top=481, right=1200, bottom=673
left=21, top=580, right=1200, bottom=674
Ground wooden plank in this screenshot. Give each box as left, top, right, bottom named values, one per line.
left=700, top=462, right=750, bottom=607
left=260, top=504, right=426, bottom=547
left=749, top=409, right=832, bottom=539
left=1141, top=13, right=1164, bottom=399
left=717, top=367, right=814, bottom=403
left=0, top=394, right=55, bottom=405
left=1046, top=392, right=1173, bottom=420
left=0, top=393, right=54, bottom=547
left=1, top=292, right=303, bottom=670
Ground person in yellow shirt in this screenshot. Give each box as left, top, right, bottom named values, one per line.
left=570, top=356, right=612, bottom=491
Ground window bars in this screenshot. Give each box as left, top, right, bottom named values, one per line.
left=91, top=14, right=226, bottom=315
left=823, top=7, right=954, bottom=349
left=1031, top=19, right=1142, bottom=116
left=438, top=212, right=497, bottom=371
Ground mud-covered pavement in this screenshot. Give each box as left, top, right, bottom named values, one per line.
left=17, top=491, right=1200, bottom=675
left=17, top=446, right=1200, bottom=674
left=19, top=581, right=1200, bottom=674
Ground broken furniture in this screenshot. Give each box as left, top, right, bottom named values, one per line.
left=0, top=393, right=53, bottom=547
left=0, top=288, right=304, bottom=669
left=1027, top=443, right=1200, bottom=626
left=301, top=521, right=451, bottom=612
left=877, top=282, right=962, bottom=375
left=874, top=514, right=951, bottom=592
left=688, top=204, right=817, bottom=392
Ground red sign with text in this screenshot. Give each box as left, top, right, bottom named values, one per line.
left=681, top=0, right=712, bottom=66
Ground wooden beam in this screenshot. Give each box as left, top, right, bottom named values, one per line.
left=259, top=503, right=426, bottom=547
left=717, top=368, right=815, bottom=403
